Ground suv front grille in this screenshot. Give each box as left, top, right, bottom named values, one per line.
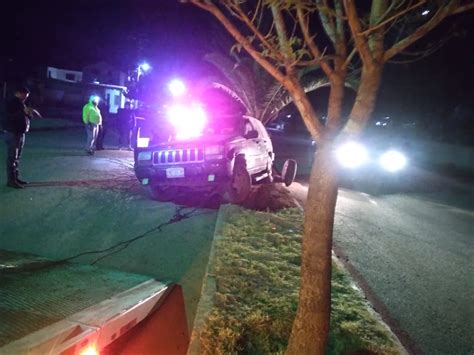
left=153, top=148, right=204, bottom=165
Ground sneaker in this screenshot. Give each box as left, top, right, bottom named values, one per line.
left=7, top=180, right=24, bottom=189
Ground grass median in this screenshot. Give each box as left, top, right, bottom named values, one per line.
left=192, top=205, right=402, bottom=354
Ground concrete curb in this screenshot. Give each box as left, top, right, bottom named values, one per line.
left=331, top=253, right=409, bottom=355
left=187, top=204, right=241, bottom=354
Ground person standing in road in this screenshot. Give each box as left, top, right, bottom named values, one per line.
left=96, top=99, right=109, bottom=150
left=117, top=101, right=136, bottom=150
left=82, top=95, right=102, bottom=155
left=2, top=87, right=35, bottom=189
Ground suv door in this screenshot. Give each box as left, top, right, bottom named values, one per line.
left=240, top=119, right=265, bottom=174
left=245, top=117, right=270, bottom=173
left=251, top=117, right=273, bottom=159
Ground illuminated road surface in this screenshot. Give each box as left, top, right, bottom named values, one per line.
left=0, top=120, right=218, bottom=328
left=289, top=181, right=473, bottom=355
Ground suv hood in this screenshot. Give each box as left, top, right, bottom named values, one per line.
left=148, top=133, right=243, bottom=149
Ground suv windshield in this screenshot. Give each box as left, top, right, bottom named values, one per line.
left=139, top=109, right=242, bottom=145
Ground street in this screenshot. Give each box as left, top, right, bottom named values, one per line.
left=1, top=119, right=473, bottom=354
left=0, top=120, right=218, bottom=329
left=290, top=179, right=474, bottom=355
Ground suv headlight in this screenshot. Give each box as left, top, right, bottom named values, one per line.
left=138, top=151, right=152, bottom=161
left=205, top=145, right=225, bottom=160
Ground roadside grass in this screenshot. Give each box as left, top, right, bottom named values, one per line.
left=196, top=206, right=401, bottom=354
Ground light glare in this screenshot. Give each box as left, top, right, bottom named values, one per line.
left=167, top=103, right=207, bottom=140
left=168, top=79, right=187, bottom=97
left=336, top=142, right=369, bottom=168
left=139, top=62, right=151, bottom=72
left=379, top=150, right=407, bottom=172
left=80, top=345, right=99, bottom=355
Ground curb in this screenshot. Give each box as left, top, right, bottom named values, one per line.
left=187, top=204, right=240, bottom=354
left=331, top=253, right=409, bottom=355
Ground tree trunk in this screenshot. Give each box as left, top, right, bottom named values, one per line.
left=343, top=64, right=383, bottom=135
left=286, top=143, right=338, bottom=355
left=326, top=74, right=346, bottom=134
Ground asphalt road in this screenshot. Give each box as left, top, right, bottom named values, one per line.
left=290, top=179, right=474, bottom=355
left=0, top=120, right=219, bottom=329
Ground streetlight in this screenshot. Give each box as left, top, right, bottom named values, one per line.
left=168, top=79, right=187, bottom=97
left=137, top=62, right=151, bottom=81
left=139, top=62, right=151, bottom=73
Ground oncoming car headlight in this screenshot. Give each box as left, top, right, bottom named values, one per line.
left=336, top=142, right=369, bottom=168
left=379, top=150, right=407, bottom=172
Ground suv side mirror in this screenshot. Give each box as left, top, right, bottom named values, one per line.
left=245, top=130, right=259, bottom=139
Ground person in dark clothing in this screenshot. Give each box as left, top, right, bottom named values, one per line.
left=2, top=87, right=33, bottom=188
left=96, top=101, right=108, bottom=150
left=96, top=121, right=105, bottom=150
left=117, top=102, right=136, bottom=150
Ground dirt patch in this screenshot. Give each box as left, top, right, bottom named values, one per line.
left=243, top=183, right=300, bottom=211
left=146, top=183, right=300, bottom=211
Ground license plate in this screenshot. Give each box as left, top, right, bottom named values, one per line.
left=166, top=167, right=185, bottom=178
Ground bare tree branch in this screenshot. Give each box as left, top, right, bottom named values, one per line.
left=383, top=0, right=460, bottom=62
left=316, top=0, right=337, bottom=44
left=270, top=4, right=292, bottom=62
left=360, top=0, right=426, bottom=36
left=189, top=0, right=287, bottom=84
left=368, top=1, right=389, bottom=62
left=250, top=0, right=263, bottom=24
left=334, top=0, right=345, bottom=43
left=225, top=1, right=286, bottom=62
left=343, top=0, right=375, bottom=66
left=451, top=2, right=474, bottom=14
left=376, top=1, right=398, bottom=24
left=343, top=47, right=357, bottom=69
left=296, top=5, right=334, bottom=76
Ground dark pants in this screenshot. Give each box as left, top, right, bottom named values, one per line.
left=96, top=124, right=105, bottom=149
left=5, top=131, right=26, bottom=182
left=85, top=123, right=99, bottom=152
left=119, top=122, right=134, bottom=148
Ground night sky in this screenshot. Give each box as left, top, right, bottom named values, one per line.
left=1, top=1, right=473, bottom=141
left=0, top=0, right=216, bottom=74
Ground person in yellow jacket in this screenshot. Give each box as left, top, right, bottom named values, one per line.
left=82, top=95, right=102, bottom=155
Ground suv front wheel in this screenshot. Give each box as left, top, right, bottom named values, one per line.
left=225, top=158, right=252, bottom=203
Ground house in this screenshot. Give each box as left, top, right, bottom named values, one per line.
left=82, top=61, right=127, bottom=87
left=46, top=67, right=83, bottom=83
left=39, top=62, right=128, bottom=114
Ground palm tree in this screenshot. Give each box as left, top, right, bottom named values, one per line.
left=202, top=52, right=355, bottom=125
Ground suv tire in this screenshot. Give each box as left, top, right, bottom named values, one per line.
left=282, top=159, right=297, bottom=187
left=226, top=157, right=252, bottom=203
